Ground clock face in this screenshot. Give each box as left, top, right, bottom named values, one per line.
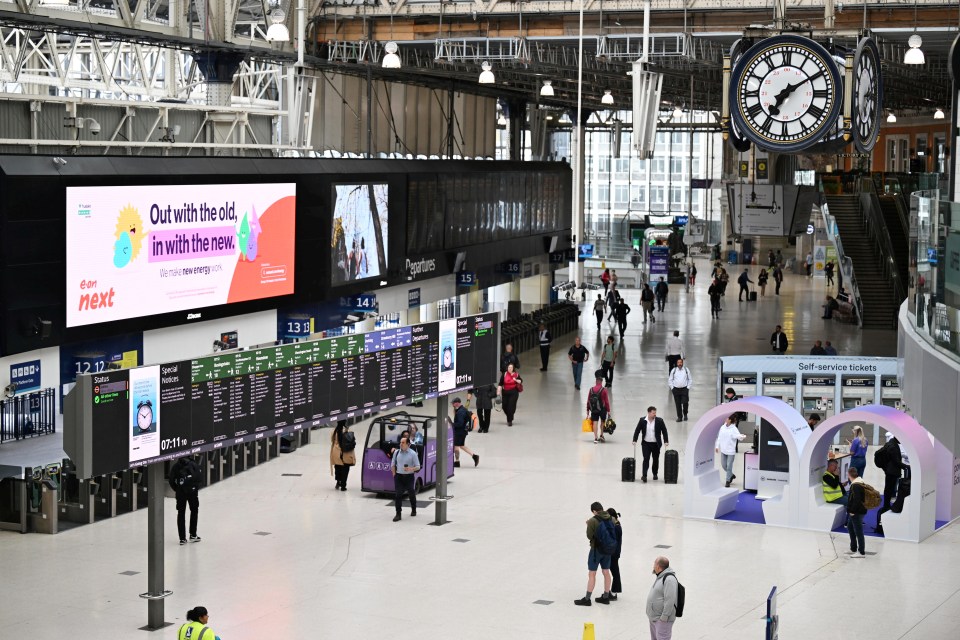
left=730, top=35, right=843, bottom=152
left=137, top=402, right=153, bottom=431
left=853, top=38, right=882, bottom=154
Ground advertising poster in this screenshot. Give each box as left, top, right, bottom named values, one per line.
left=66, top=183, right=296, bottom=327
left=437, top=319, right=457, bottom=392
left=331, top=184, right=389, bottom=285
left=648, top=245, right=670, bottom=284
left=129, top=365, right=160, bottom=463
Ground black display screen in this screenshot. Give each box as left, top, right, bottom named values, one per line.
left=83, top=314, right=499, bottom=476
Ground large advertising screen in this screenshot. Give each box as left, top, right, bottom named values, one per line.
left=66, top=183, right=296, bottom=327
left=331, top=183, right=388, bottom=285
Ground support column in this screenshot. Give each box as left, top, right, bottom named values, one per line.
left=433, top=395, right=450, bottom=525
left=140, top=462, right=171, bottom=630
left=507, top=99, right=526, bottom=161
left=195, top=51, right=246, bottom=155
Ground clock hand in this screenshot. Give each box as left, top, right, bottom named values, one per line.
left=769, top=80, right=805, bottom=116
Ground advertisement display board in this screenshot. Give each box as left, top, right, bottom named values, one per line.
left=648, top=245, right=670, bottom=284
left=331, top=183, right=388, bottom=285
left=65, top=183, right=296, bottom=327
left=67, top=314, right=500, bottom=477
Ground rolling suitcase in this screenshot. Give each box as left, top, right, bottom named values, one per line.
left=663, top=448, right=679, bottom=484
left=748, top=291, right=758, bottom=302
left=622, top=444, right=636, bottom=482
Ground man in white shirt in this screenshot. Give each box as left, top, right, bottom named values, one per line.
left=632, top=407, right=670, bottom=483
left=715, top=415, right=746, bottom=488
left=665, top=331, right=684, bottom=374
left=667, top=359, right=693, bottom=422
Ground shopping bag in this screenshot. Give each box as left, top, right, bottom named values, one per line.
left=582, top=417, right=594, bottom=433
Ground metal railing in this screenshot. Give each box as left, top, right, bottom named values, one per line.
left=821, top=202, right=864, bottom=327
left=859, top=179, right=907, bottom=306
left=0, top=389, right=56, bottom=444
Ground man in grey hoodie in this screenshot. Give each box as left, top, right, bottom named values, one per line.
left=645, top=556, right=679, bottom=639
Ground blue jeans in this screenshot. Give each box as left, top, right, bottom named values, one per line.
left=848, top=513, right=865, bottom=553
left=828, top=495, right=848, bottom=507
left=720, top=453, right=736, bottom=483
left=572, top=362, right=584, bottom=387
left=850, top=456, right=866, bottom=480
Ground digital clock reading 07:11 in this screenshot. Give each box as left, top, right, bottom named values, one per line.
left=160, top=437, right=188, bottom=450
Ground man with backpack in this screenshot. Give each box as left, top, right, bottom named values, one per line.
left=168, top=455, right=203, bottom=545
left=646, top=556, right=682, bottom=639
left=574, top=501, right=617, bottom=606
left=586, top=373, right=612, bottom=444
left=451, top=398, right=479, bottom=468
left=875, top=432, right=906, bottom=535
left=845, top=467, right=872, bottom=557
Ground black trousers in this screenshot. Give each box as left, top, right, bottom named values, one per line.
left=176, top=490, right=199, bottom=540
left=477, top=407, right=491, bottom=432
left=616, top=318, right=627, bottom=337
left=876, top=473, right=900, bottom=525
left=656, top=295, right=666, bottom=311
left=394, top=473, right=416, bottom=514
left=595, top=310, right=603, bottom=328
left=641, top=441, right=662, bottom=479
left=610, top=556, right=622, bottom=592
left=601, top=360, right=614, bottom=387
left=540, top=344, right=551, bottom=369
left=672, top=387, right=689, bottom=419
left=502, top=389, right=519, bottom=421
left=334, top=464, right=351, bottom=487
left=739, top=283, right=749, bottom=300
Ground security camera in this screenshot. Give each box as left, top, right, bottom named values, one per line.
left=88, top=120, right=101, bottom=135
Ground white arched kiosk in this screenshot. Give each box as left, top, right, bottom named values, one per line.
left=799, top=404, right=936, bottom=542
left=684, top=396, right=810, bottom=526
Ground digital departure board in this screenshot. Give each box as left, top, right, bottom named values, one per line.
left=68, top=313, right=499, bottom=477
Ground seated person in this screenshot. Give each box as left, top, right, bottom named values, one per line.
left=409, top=424, right=424, bottom=446
left=379, top=428, right=411, bottom=459
left=822, top=458, right=847, bottom=506
left=822, top=295, right=840, bottom=319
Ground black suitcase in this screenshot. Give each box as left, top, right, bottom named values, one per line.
left=663, top=449, right=679, bottom=484
left=748, top=291, right=758, bottom=302
left=622, top=445, right=636, bottom=482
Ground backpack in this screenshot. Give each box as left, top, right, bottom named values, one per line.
left=874, top=444, right=891, bottom=470
left=588, top=387, right=605, bottom=414
left=340, top=431, right=357, bottom=452
left=861, top=482, right=882, bottom=510
left=593, top=516, right=618, bottom=555
left=173, top=459, right=201, bottom=491
left=660, top=573, right=686, bottom=617
left=603, top=417, right=617, bottom=435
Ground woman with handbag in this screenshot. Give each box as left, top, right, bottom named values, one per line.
left=499, top=363, right=523, bottom=427
left=330, top=420, right=357, bottom=491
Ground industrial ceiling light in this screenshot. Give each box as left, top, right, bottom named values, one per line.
left=266, top=5, right=289, bottom=42
left=382, top=41, right=401, bottom=69
left=904, top=34, right=925, bottom=64
left=672, top=105, right=683, bottom=120
left=559, top=112, right=573, bottom=125
left=540, top=80, right=555, bottom=97
left=601, top=90, right=614, bottom=105
left=497, top=113, right=508, bottom=126
left=479, top=61, right=495, bottom=84
left=887, top=111, right=897, bottom=123
left=934, top=107, right=945, bottom=120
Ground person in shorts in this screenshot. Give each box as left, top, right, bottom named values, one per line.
left=574, top=502, right=615, bottom=606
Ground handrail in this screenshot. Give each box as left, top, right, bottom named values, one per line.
left=859, top=178, right=907, bottom=305
left=821, top=202, right=864, bottom=327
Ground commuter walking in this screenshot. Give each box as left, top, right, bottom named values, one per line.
left=391, top=437, right=420, bottom=521
left=689, top=263, right=697, bottom=286
left=773, top=265, right=784, bottom=295
left=646, top=556, right=680, bottom=639
left=600, top=335, right=618, bottom=388
left=500, top=343, right=520, bottom=373
left=615, top=299, right=631, bottom=339
left=776, top=249, right=783, bottom=266
left=177, top=606, right=218, bottom=640
left=574, top=501, right=617, bottom=606
left=586, top=372, right=612, bottom=444
left=737, top=269, right=753, bottom=301
left=875, top=432, right=906, bottom=535
left=758, top=269, right=768, bottom=297
left=665, top=330, right=684, bottom=373
left=708, top=279, right=722, bottom=319
left=770, top=325, right=789, bottom=354
left=805, top=251, right=814, bottom=277
left=607, top=287, right=620, bottom=322
left=655, top=277, right=669, bottom=312
left=498, top=363, right=523, bottom=427
left=567, top=336, right=590, bottom=390
left=715, top=414, right=746, bottom=487
left=330, top=420, right=357, bottom=491
left=169, top=455, right=203, bottom=545
left=846, top=467, right=867, bottom=556
left=825, top=260, right=835, bottom=286
left=467, top=383, right=496, bottom=433
left=847, top=425, right=868, bottom=478
left=632, top=406, right=669, bottom=482
left=719, top=267, right=730, bottom=295
left=822, top=458, right=847, bottom=506
left=607, top=508, right=623, bottom=599
left=641, top=284, right=656, bottom=322
left=451, top=397, right=479, bottom=467
left=767, top=249, right=776, bottom=267
left=601, top=268, right=611, bottom=293
left=631, top=248, right=641, bottom=270
left=668, top=359, right=692, bottom=421
left=538, top=322, right=552, bottom=371
left=593, top=294, right=605, bottom=331
left=610, top=270, right=619, bottom=290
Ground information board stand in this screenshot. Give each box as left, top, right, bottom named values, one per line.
left=139, top=462, right=171, bottom=631
left=433, top=396, right=451, bottom=526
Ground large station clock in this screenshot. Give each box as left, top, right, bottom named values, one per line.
left=727, top=40, right=752, bottom=153
left=730, top=34, right=844, bottom=152
left=852, top=37, right=882, bottom=154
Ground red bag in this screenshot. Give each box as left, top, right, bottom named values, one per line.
left=516, top=381, right=524, bottom=393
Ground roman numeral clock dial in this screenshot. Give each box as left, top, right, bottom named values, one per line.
left=730, top=35, right=844, bottom=152
left=853, top=37, right=883, bottom=154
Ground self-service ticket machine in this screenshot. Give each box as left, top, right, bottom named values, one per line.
left=880, top=376, right=903, bottom=412
left=840, top=375, right=875, bottom=412
left=762, top=374, right=796, bottom=407
left=801, top=375, right=835, bottom=423
left=722, top=373, right=758, bottom=428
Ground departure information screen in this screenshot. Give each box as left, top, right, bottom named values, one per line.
left=81, top=314, right=499, bottom=475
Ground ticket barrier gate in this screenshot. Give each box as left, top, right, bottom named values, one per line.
left=22, top=464, right=60, bottom=534
left=58, top=460, right=96, bottom=526
left=93, top=473, right=123, bottom=519
left=115, top=469, right=147, bottom=513
left=0, top=465, right=28, bottom=533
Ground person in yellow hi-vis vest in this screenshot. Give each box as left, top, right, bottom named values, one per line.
left=822, top=458, right=847, bottom=506
left=178, top=606, right=221, bottom=640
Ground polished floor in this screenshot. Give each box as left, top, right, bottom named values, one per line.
left=3, top=262, right=957, bottom=640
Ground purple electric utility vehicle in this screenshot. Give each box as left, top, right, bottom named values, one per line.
left=360, top=411, right=455, bottom=495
